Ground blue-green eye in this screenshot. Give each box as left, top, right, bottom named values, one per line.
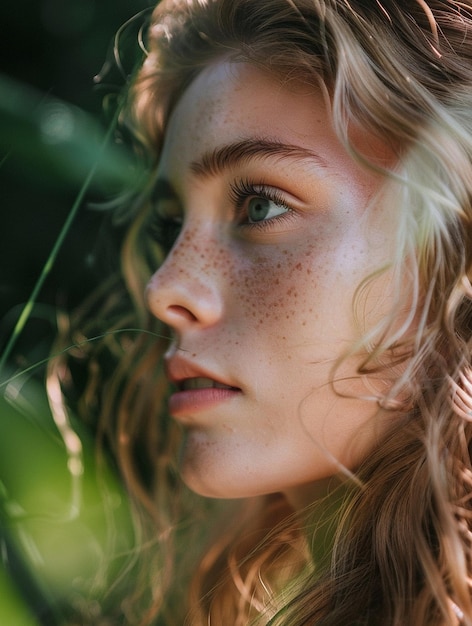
left=247, top=196, right=289, bottom=223
left=230, top=179, right=292, bottom=227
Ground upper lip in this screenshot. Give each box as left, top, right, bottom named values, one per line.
left=164, top=354, right=241, bottom=390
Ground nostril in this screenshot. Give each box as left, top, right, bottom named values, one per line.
left=145, top=266, right=222, bottom=328
left=167, top=305, right=198, bottom=323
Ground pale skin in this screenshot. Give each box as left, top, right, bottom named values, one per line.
left=145, top=60, right=403, bottom=508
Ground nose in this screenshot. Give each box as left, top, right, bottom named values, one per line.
left=145, top=229, right=224, bottom=332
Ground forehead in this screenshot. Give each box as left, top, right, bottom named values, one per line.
left=158, top=59, right=395, bottom=187
left=159, top=60, right=333, bottom=169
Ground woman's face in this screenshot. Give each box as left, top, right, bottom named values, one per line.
left=145, top=60, right=401, bottom=505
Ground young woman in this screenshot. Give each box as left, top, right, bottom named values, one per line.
left=73, top=0, right=472, bottom=624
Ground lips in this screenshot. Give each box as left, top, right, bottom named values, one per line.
left=165, top=354, right=240, bottom=390
left=180, top=377, right=239, bottom=391
left=165, top=356, right=241, bottom=417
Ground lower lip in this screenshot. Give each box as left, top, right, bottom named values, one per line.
left=168, top=387, right=241, bottom=417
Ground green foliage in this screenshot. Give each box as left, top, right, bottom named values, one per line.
left=0, top=73, right=142, bottom=375
left=0, top=74, right=136, bottom=192
left=0, top=375, right=136, bottom=623
left=0, top=0, right=160, bottom=618
left=0, top=562, right=38, bottom=626
left=0, top=9, right=147, bottom=621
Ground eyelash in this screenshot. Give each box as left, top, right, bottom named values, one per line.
left=229, top=178, right=294, bottom=230
left=145, top=178, right=294, bottom=250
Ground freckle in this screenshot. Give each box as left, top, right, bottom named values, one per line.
left=192, top=353, right=197, bottom=357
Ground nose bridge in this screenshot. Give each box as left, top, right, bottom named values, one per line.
left=146, top=221, right=224, bottom=328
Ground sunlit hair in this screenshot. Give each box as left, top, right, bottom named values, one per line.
left=79, top=0, right=472, bottom=624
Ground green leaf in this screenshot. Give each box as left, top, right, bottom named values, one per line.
left=0, top=73, right=137, bottom=191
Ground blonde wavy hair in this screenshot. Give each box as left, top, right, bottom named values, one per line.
left=73, top=0, right=472, bottom=624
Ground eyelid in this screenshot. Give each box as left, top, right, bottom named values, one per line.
left=230, top=177, right=295, bottom=212
left=230, top=178, right=293, bottom=208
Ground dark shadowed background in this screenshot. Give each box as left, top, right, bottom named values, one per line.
left=0, top=0, right=153, bottom=354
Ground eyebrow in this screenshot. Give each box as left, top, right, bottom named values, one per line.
left=189, top=137, right=328, bottom=178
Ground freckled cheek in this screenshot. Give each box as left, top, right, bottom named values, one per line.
left=230, top=245, right=324, bottom=329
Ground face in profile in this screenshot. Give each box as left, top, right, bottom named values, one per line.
left=145, top=59, right=404, bottom=506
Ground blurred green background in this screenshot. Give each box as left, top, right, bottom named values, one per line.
left=0, top=0, right=152, bottom=344
left=0, top=3, right=155, bottom=623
